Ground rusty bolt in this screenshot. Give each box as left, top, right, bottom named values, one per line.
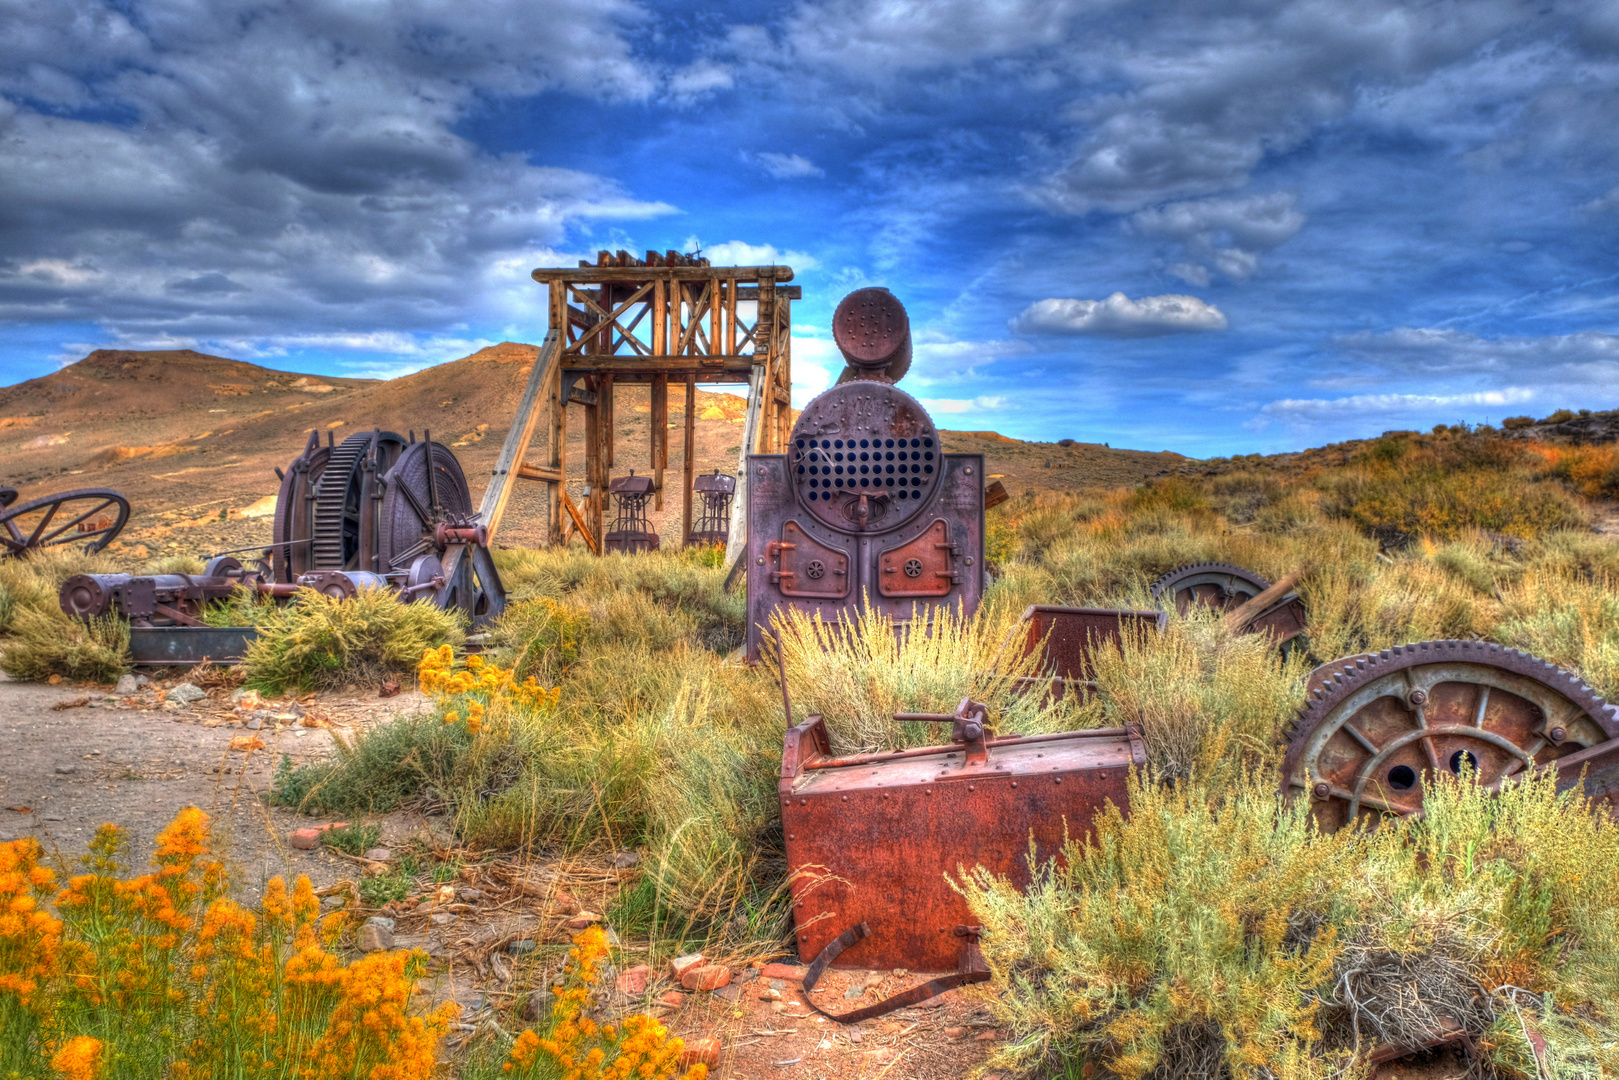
left=1313, top=781, right=1331, bottom=800
left=1408, top=689, right=1428, bottom=707
left=1550, top=726, right=1567, bottom=742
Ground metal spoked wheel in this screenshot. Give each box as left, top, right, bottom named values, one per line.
left=0, top=489, right=130, bottom=556
left=1281, top=640, right=1619, bottom=832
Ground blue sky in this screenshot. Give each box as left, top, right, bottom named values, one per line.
left=2, top=1, right=1617, bottom=457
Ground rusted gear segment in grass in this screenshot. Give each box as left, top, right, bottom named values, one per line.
left=1282, top=640, right=1619, bottom=832
left=1150, top=561, right=1270, bottom=613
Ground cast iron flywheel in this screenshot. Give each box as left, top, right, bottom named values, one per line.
left=1281, top=640, right=1619, bottom=832
left=0, top=488, right=130, bottom=557
left=1150, top=561, right=1269, bottom=614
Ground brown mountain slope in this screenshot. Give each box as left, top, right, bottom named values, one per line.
left=2, top=346, right=1186, bottom=558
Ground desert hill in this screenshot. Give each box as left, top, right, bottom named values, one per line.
left=1, top=345, right=1186, bottom=558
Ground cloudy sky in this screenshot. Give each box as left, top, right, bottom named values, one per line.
left=2, top=1, right=1617, bottom=456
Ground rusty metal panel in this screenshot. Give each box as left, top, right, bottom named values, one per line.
left=1020, top=605, right=1167, bottom=682
left=781, top=716, right=1143, bottom=972
left=772, top=520, right=850, bottom=599
left=877, top=519, right=956, bottom=598
left=1248, top=594, right=1308, bottom=645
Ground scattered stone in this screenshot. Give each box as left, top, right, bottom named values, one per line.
left=430, top=912, right=455, bottom=926
left=844, top=985, right=867, bottom=1000
left=606, top=927, right=621, bottom=947
left=678, top=1037, right=721, bottom=1069
left=715, top=983, right=743, bottom=1003
left=363, top=848, right=392, bottom=862
left=680, top=964, right=732, bottom=992
left=458, top=887, right=483, bottom=901
left=47, top=674, right=61, bottom=686
left=849, top=1030, right=864, bottom=1043
left=508, top=940, right=538, bottom=955
left=522, top=988, right=553, bottom=1021
left=169, top=683, right=206, bottom=705
left=760, top=962, right=806, bottom=980
left=768, top=979, right=785, bottom=991
left=289, top=822, right=350, bottom=850
left=943, top=1026, right=966, bottom=1040
left=565, top=911, right=601, bottom=930
left=228, top=735, right=265, bottom=752
left=245, top=716, right=265, bottom=730
left=379, top=679, right=401, bottom=698
left=616, top=964, right=651, bottom=995
left=759, top=987, right=782, bottom=1001
left=892, top=968, right=908, bottom=978
left=365, top=916, right=396, bottom=932
left=114, top=674, right=141, bottom=695
left=734, top=967, right=757, bottom=984
left=976, top=1030, right=1000, bottom=1041
left=669, top=953, right=705, bottom=979
left=864, top=972, right=884, bottom=987
left=613, top=850, right=640, bottom=869
left=320, top=895, right=345, bottom=912
left=356, top=923, right=394, bottom=952
left=769, top=1001, right=785, bottom=1014
left=55, top=765, right=77, bottom=775
left=659, top=990, right=685, bottom=1008
left=553, top=889, right=580, bottom=913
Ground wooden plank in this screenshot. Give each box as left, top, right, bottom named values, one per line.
left=559, top=356, right=756, bottom=375
left=603, top=373, right=615, bottom=471
left=561, top=489, right=598, bottom=555
left=476, top=330, right=560, bottom=541
left=533, top=265, right=797, bottom=284
left=723, top=363, right=766, bottom=571
left=584, top=375, right=601, bottom=554
left=651, top=277, right=666, bottom=356
left=651, top=373, right=668, bottom=511
left=549, top=282, right=566, bottom=544
left=517, top=462, right=563, bottom=483
left=682, top=374, right=695, bottom=547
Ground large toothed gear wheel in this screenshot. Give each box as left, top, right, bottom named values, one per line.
left=1281, top=641, right=1619, bottom=832
left=1150, top=562, right=1269, bottom=614
left=0, top=488, right=130, bottom=556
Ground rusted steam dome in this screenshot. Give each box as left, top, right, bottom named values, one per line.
left=832, top=287, right=912, bottom=384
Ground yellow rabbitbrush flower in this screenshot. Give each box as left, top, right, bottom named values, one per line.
left=503, top=926, right=707, bottom=1080
left=0, top=808, right=455, bottom=1078
left=417, top=645, right=561, bottom=733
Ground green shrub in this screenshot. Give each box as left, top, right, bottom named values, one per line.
left=241, top=587, right=463, bottom=693
left=0, top=606, right=129, bottom=683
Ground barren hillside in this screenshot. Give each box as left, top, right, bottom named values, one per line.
left=2, top=346, right=1187, bottom=559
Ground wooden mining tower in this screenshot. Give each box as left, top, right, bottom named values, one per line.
left=474, top=251, right=797, bottom=556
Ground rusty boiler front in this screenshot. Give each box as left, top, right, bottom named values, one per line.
left=779, top=719, right=1144, bottom=973
left=745, top=379, right=984, bottom=661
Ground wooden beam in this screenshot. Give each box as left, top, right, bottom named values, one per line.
left=724, top=363, right=766, bottom=571
left=533, top=265, right=797, bottom=284
left=561, top=489, right=598, bottom=555
left=477, top=330, right=560, bottom=542
left=517, top=463, right=563, bottom=483
left=651, top=373, right=667, bottom=511
left=682, top=374, right=695, bottom=547
left=560, top=356, right=756, bottom=375
left=549, top=282, right=566, bottom=544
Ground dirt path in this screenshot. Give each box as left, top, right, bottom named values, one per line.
left=0, top=674, right=1005, bottom=1078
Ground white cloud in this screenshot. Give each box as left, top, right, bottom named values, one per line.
left=1010, top=293, right=1228, bottom=336
left=1135, top=192, right=1305, bottom=282
left=1260, top=388, right=1536, bottom=419
left=1336, top=328, right=1619, bottom=374
left=1584, top=185, right=1619, bottom=213
left=919, top=396, right=1010, bottom=414
left=747, top=152, right=825, bottom=179
left=669, top=61, right=734, bottom=98
left=682, top=237, right=819, bottom=271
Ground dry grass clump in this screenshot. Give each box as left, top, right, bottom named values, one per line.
left=960, top=770, right=1619, bottom=1080
left=241, top=586, right=464, bottom=692
left=1085, top=609, right=1308, bottom=783
left=770, top=598, right=1071, bottom=754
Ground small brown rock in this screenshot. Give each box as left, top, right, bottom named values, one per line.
left=976, top=1030, right=1000, bottom=1041
left=356, top=923, right=394, bottom=952
left=289, top=828, right=323, bottom=850
left=565, top=911, right=601, bottom=930
left=943, top=1026, right=966, bottom=1040
left=678, top=1037, right=722, bottom=1069
left=680, top=964, right=732, bottom=992
left=759, top=987, right=782, bottom=1001
left=669, top=952, right=705, bottom=978
left=379, top=679, right=401, bottom=698
left=759, top=962, right=806, bottom=980
left=659, top=990, right=686, bottom=1007
left=615, top=964, right=651, bottom=995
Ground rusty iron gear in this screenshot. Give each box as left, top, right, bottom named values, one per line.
left=1150, top=561, right=1269, bottom=613
left=0, top=488, right=130, bottom=557
left=310, top=430, right=407, bottom=571
left=1281, top=640, right=1619, bottom=831
left=271, top=433, right=330, bottom=582
left=378, top=439, right=473, bottom=572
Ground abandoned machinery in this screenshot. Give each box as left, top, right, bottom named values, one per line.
left=60, top=428, right=506, bottom=653
left=744, top=287, right=984, bottom=662
left=1, top=484, right=129, bottom=557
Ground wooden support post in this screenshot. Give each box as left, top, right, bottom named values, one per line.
left=584, top=376, right=602, bottom=550
left=477, top=331, right=559, bottom=541
left=549, top=282, right=566, bottom=545
left=724, top=363, right=766, bottom=571
left=682, top=374, right=695, bottom=547
left=651, top=373, right=668, bottom=511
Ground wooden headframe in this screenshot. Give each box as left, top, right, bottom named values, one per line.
left=476, top=250, right=797, bottom=553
